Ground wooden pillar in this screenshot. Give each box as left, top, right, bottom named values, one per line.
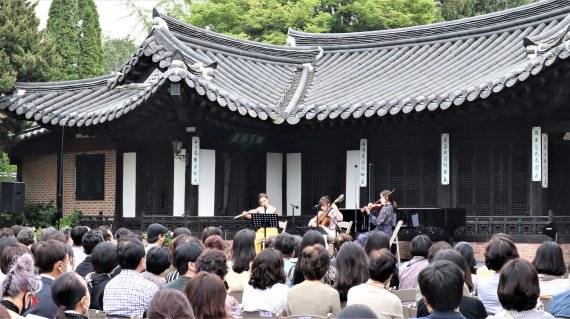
left=529, top=181, right=544, bottom=216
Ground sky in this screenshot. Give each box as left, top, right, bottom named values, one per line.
left=35, top=0, right=160, bottom=44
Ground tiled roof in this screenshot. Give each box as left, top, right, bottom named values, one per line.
left=1, top=0, right=569, bottom=127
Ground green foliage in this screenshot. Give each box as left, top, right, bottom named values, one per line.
left=102, top=36, right=138, bottom=73
left=0, top=152, right=16, bottom=182
left=58, top=209, right=82, bottom=228
left=22, top=202, right=59, bottom=229
left=0, top=212, right=13, bottom=228
left=47, top=0, right=104, bottom=80
left=439, top=0, right=534, bottom=21
left=0, top=0, right=60, bottom=94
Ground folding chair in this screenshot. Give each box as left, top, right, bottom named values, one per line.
left=389, top=220, right=404, bottom=266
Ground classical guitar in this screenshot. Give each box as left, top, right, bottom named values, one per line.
left=317, top=194, right=345, bottom=226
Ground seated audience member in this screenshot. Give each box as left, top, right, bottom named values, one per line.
left=25, top=239, right=69, bottom=318
left=172, top=227, right=192, bottom=238
left=226, top=229, right=256, bottom=292
left=488, top=259, right=555, bottom=319
left=0, top=254, right=42, bottom=318
left=201, top=226, right=222, bottom=243
left=185, top=271, right=227, bottom=319
left=347, top=249, right=402, bottom=319
left=337, top=304, right=379, bottom=319
left=399, top=234, right=432, bottom=289
left=273, top=232, right=296, bottom=287
left=291, top=230, right=335, bottom=286
left=454, top=242, right=478, bottom=294
left=103, top=239, right=158, bottom=317
left=417, top=250, right=486, bottom=319
left=242, top=248, right=289, bottom=313
left=164, top=235, right=201, bottom=283
left=331, top=233, right=354, bottom=267
left=114, top=227, right=134, bottom=243
left=140, top=246, right=171, bottom=288
left=147, top=289, right=194, bottom=319
left=531, top=241, right=569, bottom=298
left=96, top=226, right=114, bottom=243
left=288, top=244, right=341, bottom=317
left=163, top=241, right=204, bottom=291
left=195, top=249, right=241, bottom=318
left=477, top=237, right=519, bottom=315
left=427, top=241, right=452, bottom=263
left=52, top=272, right=90, bottom=319
left=86, top=242, right=118, bottom=310
left=334, top=241, right=369, bottom=302
left=546, top=286, right=570, bottom=318
left=364, top=232, right=389, bottom=257
left=75, top=229, right=104, bottom=278
left=204, top=235, right=226, bottom=252
left=146, top=223, right=168, bottom=253
left=16, top=227, right=35, bottom=249
left=71, top=226, right=89, bottom=268
left=417, top=260, right=466, bottom=319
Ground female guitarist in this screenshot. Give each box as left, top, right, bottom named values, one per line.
left=308, top=195, right=344, bottom=243
left=356, top=190, right=396, bottom=247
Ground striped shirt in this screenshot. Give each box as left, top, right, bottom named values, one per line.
left=103, top=269, right=158, bottom=317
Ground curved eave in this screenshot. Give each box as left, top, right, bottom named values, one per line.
left=288, top=0, right=570, bottom=50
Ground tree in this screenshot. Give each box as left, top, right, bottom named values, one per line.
left=0, top=0, right=59, bottom=154
left=102, top=36, right=138, bottom=73
left=439, top=0, right=534, bottom=21
left=47, top=0, right=105, bottom=80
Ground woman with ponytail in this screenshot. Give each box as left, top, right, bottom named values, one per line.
left=51, top=272, right=90, bottom=319
left=0, top=253, right=42, bottom=318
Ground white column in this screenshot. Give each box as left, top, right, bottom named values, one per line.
left=173, top=149, right=186, bottom=216
left=122, top=152, right=136, bottom=218
left=198, top=149, right=215, bottom=216
left=286, top=153, right=302, bottom=216
left=266, top=153, right=283, bottom=215
left=345, top=150, right=360, bottom=209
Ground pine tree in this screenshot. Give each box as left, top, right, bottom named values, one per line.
left=47, top=0, right=104, bottom=80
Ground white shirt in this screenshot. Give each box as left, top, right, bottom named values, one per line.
left=242, top=283, right=289, bottom=313
left=72, top=246, right=86, bottom=270
left=478, top=272, right=502, bottom=315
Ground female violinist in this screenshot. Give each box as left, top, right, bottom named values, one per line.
left=356, top=190, right=395, bottom=248
left=308, top=196, right=344, bottom=243
left=242, top=193, right=279, bottom=254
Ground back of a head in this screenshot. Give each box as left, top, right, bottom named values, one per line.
left=484, top=237, right=519, bottom=271
left=114, top=227, right=133, bottom=243
left=337, top=304, right=378, bottom=319
left=173, top=227, right=192, bottom=238
left=334, top=242, right=369, bottom=300
left=231, top=229, right=256, bottom=273
left=174, top=242, right=204, bottom=274
left=91, top=242, right=118, bottom=274
left=498, top=259, right=540, bottom=311
left=301, top=230, right=326, bottom=249
left=82, top=230, right=104, bottom=255
left=364, top=232, right=389, bottom=256
left=185, top=271, right=227, bottom=319
left=0, top=243, right=31, bottom=274
left=146, top=246, right=171, bottom=275
left=51, top=272, right=88, bottom=312
left=16, top=227, right=35, bottom=246
left=454, top=241, right=477, bottom=271
left=368, top=249, right=397, bottom=283
left=249, top=248, right=285, bottom=290
left=71, top=226, right=89, bottom=246
left=31, top=239, right=68, bottom=274
left=301, top=244, right=329, bottom=281
left=195, top=249, right=228, bottom=280
left=116, top=239, right=145, bottom=270
left=427, top=241, right=452, bottom=262
left=204, top=235, right=225, bottom=252
left=40, top=227, right=58, bottom=242
left=418, top=260, right=464, bottom=312
left=0, top=236, right=18, bottom=259
left=273, top=232, right=295, bottom=257
left=1, top=253, right=41, bottom=298
left=411, top=235, right=433, bottom=258
left=147, top=289, right=194, bottom=319
left=201, top=226, right=222, bottom=243
left=10, top=225, right=22, bottom=238
left=96, top=226, right=113, bottom=242
left=531, top=241, right=566, bottom=276
left=433, top=249, right=473, bottom=291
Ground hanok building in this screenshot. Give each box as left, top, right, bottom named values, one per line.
left=1, top=1, right=570, bottom=243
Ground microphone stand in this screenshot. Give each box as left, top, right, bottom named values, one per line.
left=354, top=164, right=359, bottom=234
left=262, top=206, right=267, bottom=250
left=290, top=204, right=296, bottom=233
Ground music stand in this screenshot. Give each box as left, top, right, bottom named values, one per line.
left=251, top=213, right=279, bottom=250
left=296, top=226, right=328, bottom=236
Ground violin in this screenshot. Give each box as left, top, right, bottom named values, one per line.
left=360, top=189, right=395, bottom=214
left=317, top=194, right=344, bottom=226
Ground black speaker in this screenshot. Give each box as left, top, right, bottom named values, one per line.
left=1, top=182, right=25, bottom=214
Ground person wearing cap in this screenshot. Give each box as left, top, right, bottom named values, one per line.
left=146, top=224, right=168, bottom=253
